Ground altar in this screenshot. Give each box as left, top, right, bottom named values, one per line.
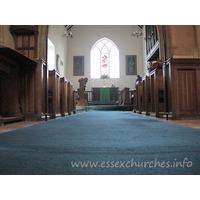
left=92, top=87, right=119, bottom=104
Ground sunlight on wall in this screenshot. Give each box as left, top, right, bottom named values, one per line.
left=90, top=37, right=120, bottom=79
left=48, top=38, right=55, bottom=70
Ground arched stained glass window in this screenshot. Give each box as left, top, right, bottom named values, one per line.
left=90, top=38, right=120, bottom=78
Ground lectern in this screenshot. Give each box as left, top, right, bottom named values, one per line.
left=78, top=77, right=89, bottom=106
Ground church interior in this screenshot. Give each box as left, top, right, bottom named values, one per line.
left=1, top=25, right=200, bottom=124
left=0, top=25, right=200, bottom=196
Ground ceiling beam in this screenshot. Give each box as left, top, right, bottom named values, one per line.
left=65, top=25, right=73, bottom=31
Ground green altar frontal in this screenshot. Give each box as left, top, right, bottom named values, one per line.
left=100, top=87, right=110, bottom=101
left=92, top=87, right=119, bottom=103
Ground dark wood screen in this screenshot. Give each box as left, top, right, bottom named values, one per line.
left=15, top=34, right=36, bottom=59
left=146, top=25, right=159, bottom=61
left=10, top=25, right=38, bottom=59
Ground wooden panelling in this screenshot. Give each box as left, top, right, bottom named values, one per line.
left=10, top=25, right=38, bottom=60
left=110, top=87, right=119, bottom=102
left=177, top=70, right=196, bottom=112
left=164, top=58, right=200, bottom=119
left=92, top=88, right=100, bottom=101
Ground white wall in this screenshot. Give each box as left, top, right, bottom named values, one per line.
left=66, top=25, right=145, bottom=91
left=48, top=25, right=68, bottom=77
left=142, top=26, right=148, bottom=75
left=47, top=38, right=55, bottom=70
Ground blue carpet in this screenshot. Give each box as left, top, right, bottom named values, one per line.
left=0, top=111, right=199, bottom=175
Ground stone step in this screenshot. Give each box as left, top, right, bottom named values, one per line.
left=76, top=105, right=133, bottom=111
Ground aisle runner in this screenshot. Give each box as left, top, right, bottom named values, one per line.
left=0, top=111, right=199, bottom=175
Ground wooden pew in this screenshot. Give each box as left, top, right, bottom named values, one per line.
left=73, top=90, right=77, bottom=114
left=35, top=58, right=48, bottom=119
left=150, top=68, right=164, bottom=117
left=142, top=76, right=151, bottom=115
left=130, top=89, right=134, bottom=105
left=135, top=81, right=143, bottom=114
left=67, top=82, right=76, bottom=115
left=48, top=69, right=61, bottom=118
left=132, top=89, right=137, bottom=113
left=60, top=77, right=68, bottom=116
left=119, top=87, right=132, bottom=105
left=164, top=58, right=200, bottom=119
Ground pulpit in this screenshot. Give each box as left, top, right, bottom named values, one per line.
left=77, top=77, right=88, bottom=106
